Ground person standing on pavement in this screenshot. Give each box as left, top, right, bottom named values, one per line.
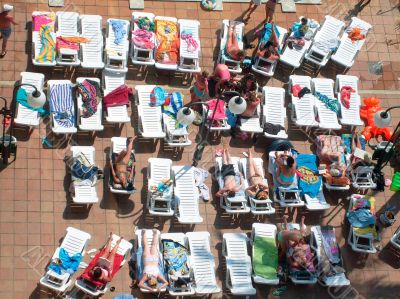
left=0, top=4, right=18, bottom=57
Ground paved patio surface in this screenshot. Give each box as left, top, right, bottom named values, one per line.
left=0, top=0, right=399, bottom=298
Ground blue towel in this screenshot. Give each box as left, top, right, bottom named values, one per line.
left=16, top=88, right=49, bottom=117
left=296, top=154, right=321, bottom=198
left=49, top=83, right=74, bottom=128
left=162, top=92, right=184, bottom=129
left=110, top=20, right=127, bottom=45
left=347, top=208, right=376, bottom=228
left=260, top=23, right=281, bottom=53
left=48, top=248, right=82, bottom=275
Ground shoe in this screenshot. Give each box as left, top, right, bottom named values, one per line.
left=287, top=41, right=293, bottom=50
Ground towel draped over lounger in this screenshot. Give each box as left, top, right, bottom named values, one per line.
left=103, top=85, right=132, bottom=110
left=49, top=83, right=74, bottom=128
left=77, top=79, right=102, bottom=118
left=253, top=236, right=278, bottom=280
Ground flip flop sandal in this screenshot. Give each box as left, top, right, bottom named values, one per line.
left=272, top=285, right=288, bottom=296
left=0, top=50, right=6, bottom=57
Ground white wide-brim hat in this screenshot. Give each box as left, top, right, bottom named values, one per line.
left=2, top=4, right=13, bottom=12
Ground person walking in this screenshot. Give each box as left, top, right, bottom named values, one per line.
left=0, top=4, right=18, bottom=57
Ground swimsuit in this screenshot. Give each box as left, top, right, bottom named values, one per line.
left=191, top=84, right=206, bottom=98
left=221, top=164, right=236, bottom=178
left=0, top=27, right=11, bottom=39
left=143, top=255, right=160, bottom=276
left=279, top=172, right=295, bottom=183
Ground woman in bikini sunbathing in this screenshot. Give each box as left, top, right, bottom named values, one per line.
left=278, top=215, right=307, bottom=259
left=226, top=21, right=245, bottom=61
left=89, top=233, right=124, bottom=283
left=275, top=151, right=296, bottom=186
left=216, top=148, right=244, bottom=198
left=138, top=229, right=168, bottom=293
left=245, top=149, right=269, bottom=200
left=110, top=137, right=136, bottom=189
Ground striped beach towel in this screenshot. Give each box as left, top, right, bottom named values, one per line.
left=36, top=24, right=56, bottom=63
left=49, top=83, right=75, bottom=128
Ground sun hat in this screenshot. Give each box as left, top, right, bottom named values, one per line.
left=2, top=4, right=13, bottom=12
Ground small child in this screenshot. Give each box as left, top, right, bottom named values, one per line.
left=0, top=4, right=18, bottom=57
left=265, top=0, right=277, bottom=23
left=190, top=71, right=209, bottom=103
left=244, top=0, right=262, bottom=24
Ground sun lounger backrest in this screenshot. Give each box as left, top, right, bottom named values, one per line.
left=314, top=16, right=344, bottom=42
left=149, top=158, right=172, bottom=184
left=61, top=227, right=91, bottom=256
left=57, top=12, right=79, bottom=36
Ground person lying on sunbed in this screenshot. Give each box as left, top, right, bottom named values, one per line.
left=275, top=151, right=296, bottom=186
left=110, top=137, right=136, bottom=190
left=138, top=229, right=168, bottom=293
left=216, top=148, right=244, bottom=198
left=278, top=215, right=306, bottom=257
left=257, top=22, right=280, bottom=61
left=88, top=233, right=124, bottom=283
left=226, top=21, right=245, bottom=61
left=244, top=149, right=269, bottom=200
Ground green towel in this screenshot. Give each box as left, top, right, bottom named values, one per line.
left=253, top=236, right=278, bottom=280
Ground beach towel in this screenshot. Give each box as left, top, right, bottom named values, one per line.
left=315, top=91, right=340, bottom=114
left=36, top=24, right=56, bottom=63
left=162, top=239, right=190, bottom=276
left=132, top=29, right=154, bottom=49
left=162, top=92, right=184, bottom=129
left=56, top=36, right=89, bottom=51
left=253, top=236, right=278, bottom=280
left=33, top=13, right=55, bottom=31
left=313, top=38, right=339, bottom=54
left=296, top=154, right=321, bottom=198
left=77, top=79, right=101, bottom=118
left=207, top=98, right=226, bottom=120
left=79, top=248, right=124, bottom=288
left=48, top=248, right=82, bottom=275
left=16, top=88, right=49, bottom=117
left=346, top=27, right=366, bottom=43
left=348, top=196, right=377, bottom=237
left=181, top=30, right=199, bottom=53
left=110, top=20, right=127, bottom=45
left=103, top=85, right=132, bottom=110
left=194, top=167, right=210, bottom=201
left=49, top=83, right=74, bottom=128
left=347, top=206, right=376, bottom=228
left=288, top=243, right=315, bottom=272
left=136, top=16, right=155, bottom=32
left=260, top=22, right=281, bottom=52
left=155, top=19, right=179, bottom=64
left=319, top=226, right=341, bottom=264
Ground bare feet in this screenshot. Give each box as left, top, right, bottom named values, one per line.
left=152, top=228, right=158, bottom=235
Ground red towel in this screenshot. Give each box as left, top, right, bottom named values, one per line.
left=103, top=85, right=133, bottom=109
left=207, top=98, right=226, bottom=120
left=340, top=86, right=354, bottom=109
left=79, top=248, right=124, bottom=288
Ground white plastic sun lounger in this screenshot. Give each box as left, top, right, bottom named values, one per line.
left=105, top=18, right=130, bottom=73
left=32, top=11, right=56, bottom=66
left=160, top=233, right=195, bottom=296
left=218, top=20, right=244, bottom=73
left=347, top=194, right=377, bottom=254
left=155, top=16, right=179, bottom=71
left=109, top=137, right=135, bottom=194
left=75, top=233, right=132, bottom=297
left=55, top=11, right=80, bottom=66
left=80, top=15, right=104, bottom=69
left=163, top=114, right=192, bottom=147
left=331, top=17, right=372, bottom=69
left=262, top=86, right=287, bottom=139
left=173, top=165, right=203, bottom=224
left=252, top=25, right=287, bottom=77
left=76, top=77, right=103, bottom=131
left=310, top=226, right=350, bottom=287
left=288, top=75, right=318, bottom=128
left=178, top=19, right=201, bottom=73
left=238, top=105, right=263, bottom=135
left=335, top=75, right=363, bottom=126
left=280, top=18, right=320, bottom=69
left=103, top=71, right=131, bottom=124
left=305, top=15, right=345, bottom=67
left=390, top=226, right=400, bottom=250
left=215, top=156, right=250, bottom=214
left=147, top=158, right=174, bottom=216
left=268, top=151, right=304, bottom=207
left=47, top=80, right=78, bottom=134
left=186, top=232, right=221, bottom=294
left=312, top=78, right=342, bottom=130
left=131, top=12, right=155, bottom=65
left=15, top=72, right=45, bottom=127
left=70, top=146, right=99, bottom=204
left=240, top=157, right=275, bottom=215
left=222, top=233, right=256, bottom=296
left=40, top=227, right=91, bottom=293
left=350, top=165, right=376, bottom=190
left=135, top=85, right=166, bottom=138
left=251, top=223, right=279, bottom=285
left=134, top=229, right=166, bottom=294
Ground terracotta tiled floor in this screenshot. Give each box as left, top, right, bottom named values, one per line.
left=0, top=0, right=399, bottom=298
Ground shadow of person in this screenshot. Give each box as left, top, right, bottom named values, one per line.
left=344, top=0, right=372, bottom=21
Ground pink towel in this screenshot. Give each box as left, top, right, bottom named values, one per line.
left=207, top=99, right=226, bottom=120
left=132, top=29, right=154, bottom=49
left=33, top=15, right=53, bottom=31
left=56, top=37, right=80, bottom=51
